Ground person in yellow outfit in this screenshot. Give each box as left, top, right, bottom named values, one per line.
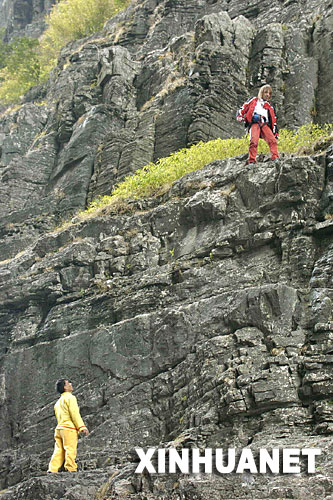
left=48, top=379, right=89, bottom=473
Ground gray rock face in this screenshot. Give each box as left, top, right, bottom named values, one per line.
left=1, top=0, right=56, bottom=40
left=0, top=0, right=332, bottom=499
left=0, top=0, right=331, bottom=253
left=0, top=151, right=333, bottom=499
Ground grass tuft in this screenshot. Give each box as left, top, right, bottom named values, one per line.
left=78, top=123, right=332, bottom=219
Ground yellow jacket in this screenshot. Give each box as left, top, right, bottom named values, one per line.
left=54, top=392, right=87, bottom=432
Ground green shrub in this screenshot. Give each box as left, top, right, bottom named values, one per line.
left=278, top=123, right=333, bottom=153
left=0, top=0, right=130, bottom=103
left=39, top=0, right=130, bottom=75
left=82, top=123, right=333, bottom=216
left=0, top=37, right=40, bottom=104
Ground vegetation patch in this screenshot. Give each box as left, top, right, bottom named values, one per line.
left=0, top=0, right=130, bottom=104
left=39, top=0, right=130, bottom=77
left=0, top=37, right=40, bottom=104
left=79, top=123, right=333, bottom=219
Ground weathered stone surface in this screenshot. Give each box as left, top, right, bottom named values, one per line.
left=1, top=0, right=56, bottom=40
left=0, top=0, right=331, bottom=264
left=0, top=0, right=332, bottom=499
left=0, top=471, right=113, bottom=499
left=0, top=152, right=333, bottom=498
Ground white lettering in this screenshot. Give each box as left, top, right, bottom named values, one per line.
left=157, top=448, right=166, bottom=473
left=135, top=448, right=156, bottom=473
left=302, top=449, right=321, bottom=473
left=283, top=448, right=300, bottom=473
left=236, top=449, right=257, bottom=473
left=169, top=448, right=189, bottom=473
left=216, top=448, right=236, bottom=473
left=259, top=448, right=279, bottom=473
left=192, top=448, right=213, bottom=473
left=134, top=447, right=322, bottom=475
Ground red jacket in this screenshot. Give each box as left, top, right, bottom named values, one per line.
left=237, top=97, right=278, bottom=138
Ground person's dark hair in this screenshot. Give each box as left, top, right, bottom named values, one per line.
left=55, top=378, right=67, bottom=394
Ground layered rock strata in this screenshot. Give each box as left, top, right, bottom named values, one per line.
left=0, top=0, right=332, bottom=261
left=0, top=0, right=332, bottom=499
left=0, top=0, right=56, bottom=40
left=0, top=149, right=333, bottom=498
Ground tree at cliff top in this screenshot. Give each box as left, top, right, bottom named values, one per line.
left=0, top=37, right=40, bottom=104
left=39, top=0, right=130, bottom=76
left=0, top=0, right=129, bottom=104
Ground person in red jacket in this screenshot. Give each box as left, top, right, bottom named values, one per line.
left=236, top=84, right=279, bottom=165
left=48, top=379, right=89, bottom=473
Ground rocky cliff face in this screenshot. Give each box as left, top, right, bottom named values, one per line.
left=0, top=0, right=332, bottom=263
left=0, top=0, right=333, bottom=499
left=0, top=0, right=55, bottom=40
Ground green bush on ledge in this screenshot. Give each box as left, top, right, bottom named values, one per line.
left=80, top=122, right=333, bottom=219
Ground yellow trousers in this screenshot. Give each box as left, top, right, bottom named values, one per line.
left=48, top=428, right=78, bottom=472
